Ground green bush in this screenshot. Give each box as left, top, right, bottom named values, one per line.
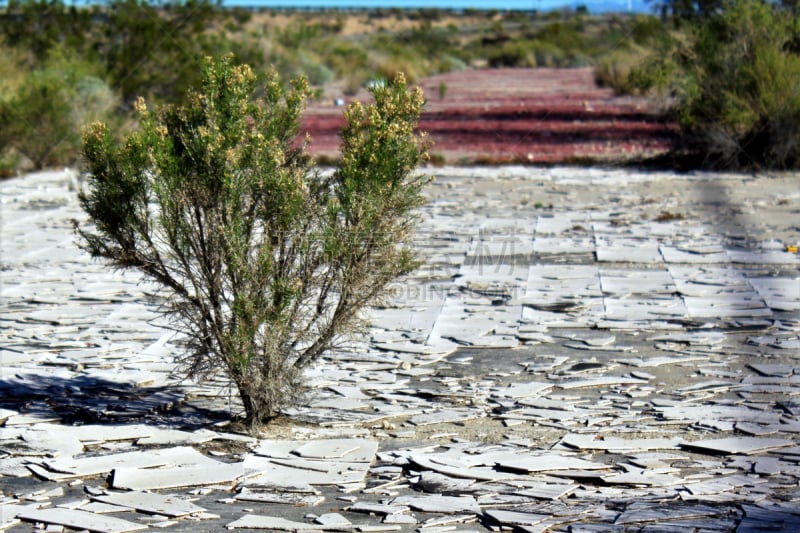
left=0, top=49, right=116, bottom=169
left=595, top=53, right=628, bottom=93
left=676, top=0, right=800, bottom=168
left=0, top=150, right=22, bottom=179
left=77, top=55, right=429, bottom=430
left=531, top=40, right=567, bottom=67
left=595, top=45, right=678, bottom=95
left=488, top=41, right=534, bottom=67
left=1, top=68, right=77, bottom=169
left=98, top=0, right=215, bottom=105
left=0, top=43, right=36, bottom=99
left=0, top=0, right=94, bottom=61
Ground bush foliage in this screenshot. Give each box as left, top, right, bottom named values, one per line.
left=676, top=0, right=800, bottom=168
left=599, top=0, right=800, bottom=169
left=77, top=55, right=429, bottom=429
left=0, top=48, right=117, bottom=169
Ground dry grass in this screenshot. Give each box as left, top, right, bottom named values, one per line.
left=245, top=10, right=496, bottom=38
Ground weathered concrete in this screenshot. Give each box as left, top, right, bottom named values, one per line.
left=1, top=167, right=799, bottom=531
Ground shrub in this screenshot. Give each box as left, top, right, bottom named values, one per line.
left=0, top=145, right=24, bottom=178
left=94, top=0, right=262, bottom=106
left=0, top=44, right=31, bottom=100
left=595, top=47, right=675, bottom=95
left=1, top=67, right=77, bottom=169
left=375, top=58, right=420, bottom=84
left=676, top=0, right=800, bottom=168
left=77, top=55, right=429, bottom=431
left=595, top=51, right=637, bottom=93
left=531, top=40, right=567, bottom=67
left=0, top=48, right=116, bottom=170
left=0, top=0, right=94, bottom=61
left=594, top=16, right=683, bottom=97
left=488, top=41, right=534, bottom=67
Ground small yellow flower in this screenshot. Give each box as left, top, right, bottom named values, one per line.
left=225, top=148, right=240, bottom=167
left=133, top=97, right=147, bottom=115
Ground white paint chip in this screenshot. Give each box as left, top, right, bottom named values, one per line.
left=111, top=462, right=244, bottom=490
left=90, top=490, right=206, bottom=517
left=15, top=507, right=147, bottom=533
left=681, top=437, right=794, bottom=455
left=226, top=514, right=321, bottom=531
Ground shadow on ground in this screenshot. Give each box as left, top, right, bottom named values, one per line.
left=0, top=373, right=231, bottom=428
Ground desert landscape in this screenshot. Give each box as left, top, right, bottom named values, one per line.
left=2, top=1, right=800, bottom=531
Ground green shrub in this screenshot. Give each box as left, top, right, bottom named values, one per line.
left=488, top=41, right=534, bottom=67
left=0, top=49, right=116, bottom=169
left=593, top=15, right=683, bottom=96
left=595, top=47, right=672, bottom=95
left=77, top=55, right=429, bottom=430
left=676, top=0, right=800, bottom=168
left=101, top=0, right=266, bottom=106
left=0, top=0, right=94, bottom=61
left=1, top=68, right=77, bottom=169
left=0, top=44, right=32, bottom=100
left=531, top=40, right=567, bottom=67
left=630, top=14, right=673, bottom=46
left=566, top=52, right=593, bottom=67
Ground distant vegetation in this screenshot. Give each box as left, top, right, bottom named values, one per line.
left=599, top=0, right=800, bottom=170
left=1, top=0, right=797, bottom=173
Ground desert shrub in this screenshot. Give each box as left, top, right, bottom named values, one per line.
left=72, top=75, right=118, bottom=126
left=0, top=67, right=77, bottom=169
left=77, top=55, right=429, bottom=430
left=0, top=0, right=235, bottom=106
left=593, top=15, right=682, bottom=95
left=436, top=54, right=468, bottom=72
left=0, top=149, right=22, bottom=178
left=595, top=47, right=673, bottom=95
left=97, top=0, right=213, bottom=105
left=531, top=40, right=567, bottom=67
left=93, top=0, right=264, bottom=106
left=0, top=49, right=116, bottom=169
left=0, top=43, right=29, bottom=103
left=322, top=41, right=369, bottom=79
left=488, top=41, right=534, bottom=67
left=395, top=21, right=456, bottom=57
left=657, top=0, right=727, bottom=22
left=629, top=14, right=673, bottom=46
left=676, top=0, right=800, bottom=168
left=301, top=56, right=336, bottom=86
left=537, top=20, right=586, bottom=52
left=0, top=0, right=94, bottom=61
left=343, top=74, right=367, bottom=96
left=566, top=52, right=593, bottom=67
left=374, top=57, right=420, bottom=84
left=276, top=19, right=324, bottom=49
left=628, top=48, right=682, bottom=96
